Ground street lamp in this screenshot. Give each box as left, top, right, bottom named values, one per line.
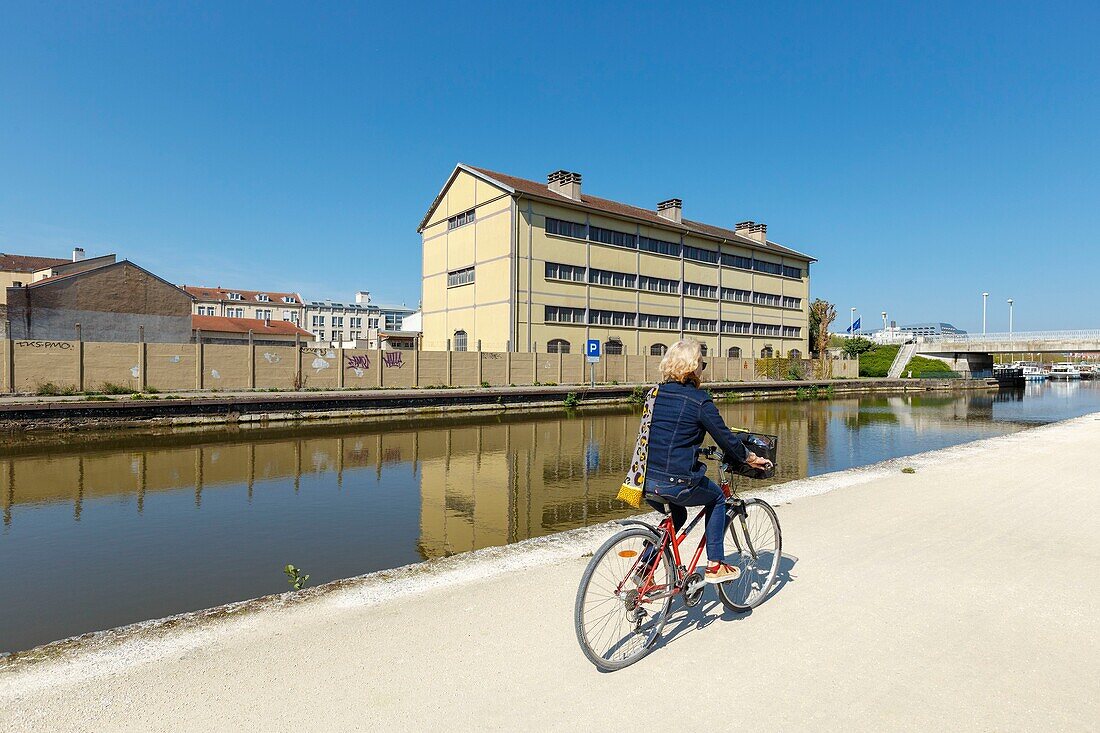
left=1007, top=298, right=1014, bottom=338
left=881, top=311, right=888, bottom=335
left=982, top=292, right=989, bottom=335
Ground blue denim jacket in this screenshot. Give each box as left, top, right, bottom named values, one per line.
left=643, top=380, right=750, bottom=491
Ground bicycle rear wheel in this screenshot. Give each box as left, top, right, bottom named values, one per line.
left=574, top=526, right=675, bottom=671
left=718, top=499, right=782, bottom=611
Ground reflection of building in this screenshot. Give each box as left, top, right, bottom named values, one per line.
left=419, top=164, right=815, bottom=357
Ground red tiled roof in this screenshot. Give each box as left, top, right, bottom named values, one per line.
left=192, top=315, right=312, bottom=337
left=183, top=285, right=303, bottom=304
left=456, top=165, right=815, bottom=261
left=0, top=253, right=70, bottom=273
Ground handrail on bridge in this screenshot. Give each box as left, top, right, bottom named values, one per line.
left=921, top=330, right=1100, bottom=344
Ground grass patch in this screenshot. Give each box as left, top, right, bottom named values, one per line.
left=900, top=356, right=958, bottom=378
left=98, top=381, right=133, bottom=395
left=84, top=395, right=111, bottom=401
left=858, top=344, right=900, bottom=377
left=35, top=381, right=79, bottom=396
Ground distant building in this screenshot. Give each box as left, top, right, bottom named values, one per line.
left=0, top=250, right=74, bottom=304
left=303, top=291, right=417, bottom=349
left=192, top=314, right=313, bottom=345
left=5, top=255, right=194, bottom=342
left=900, top=322, right=966, bottom=337
left=183, top=285, right=305, bottom=326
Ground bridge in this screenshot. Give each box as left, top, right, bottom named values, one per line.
left=914, top=330, right=1100, bottom=372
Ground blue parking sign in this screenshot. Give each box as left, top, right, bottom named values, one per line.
left=586, top=339, right=600, bottom=358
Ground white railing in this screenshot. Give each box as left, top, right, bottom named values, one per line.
left=921, top=330, right=1100, bottom=345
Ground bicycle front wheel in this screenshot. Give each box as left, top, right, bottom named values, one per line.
left=718, top=499, right=782, bottom=611
left=574, top=526, right=674, bottom=671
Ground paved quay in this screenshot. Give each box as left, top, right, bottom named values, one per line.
left=2, top=414, right=1097, bottom=732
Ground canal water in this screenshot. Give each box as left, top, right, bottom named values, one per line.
left=2, top=381, right=1099, bottom=653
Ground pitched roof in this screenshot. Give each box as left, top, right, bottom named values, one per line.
left=0, top=253, right=71, bottom=273
left=419, top=164, right=815, bottom=262
left=192, top=314, right=312, bottom=337
left=24, top=259, right=195, bottom=299
left=183, top=285, right=303, bottom=304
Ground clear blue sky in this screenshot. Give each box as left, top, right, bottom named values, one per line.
left=2, top=2, right=1097, bottom=329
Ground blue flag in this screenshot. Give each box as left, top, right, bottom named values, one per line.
left=847, top=317, right=862, bottom=333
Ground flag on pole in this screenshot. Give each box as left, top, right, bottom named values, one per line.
left=847, top=317, right=862, bottom=333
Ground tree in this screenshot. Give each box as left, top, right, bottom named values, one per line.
left=809, top=299, right=837, bottom=376
left=841, top=336, right=874, bottom=358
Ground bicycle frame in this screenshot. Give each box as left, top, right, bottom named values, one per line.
left=617, top=458, right=750, bottom=604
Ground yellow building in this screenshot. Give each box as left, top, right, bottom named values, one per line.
left=418, top=165, right=816, bottom=357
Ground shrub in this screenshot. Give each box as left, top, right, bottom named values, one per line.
left=786, top=360, right=808, bottom=380
left=563, top=392, right=580, bottom=409
left=99, top=381, right=132, bottom=395
left=858, top=345, right=900, bottom=378
left=480, top=381, right=491, bottom=388
left=901, top=356, right=956, bottom=378
left=841, top=337, right=875, bottom=358
left=36, top=381, right=78, bottom=396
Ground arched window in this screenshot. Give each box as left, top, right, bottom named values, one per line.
left=453, top=330, right=468, bottom=352
left=788, top=349, right=802, bottom=359
left=760, top=346, right=774, bottom=358
left=547, top=338, right=570, bottom=354
left=699, top=343, right=708, bottom=356
left=727, top=346, right=741, bottom=358
left=650, top=343, right=667, bottom=356
left=604, top=340, right=624, bottom=355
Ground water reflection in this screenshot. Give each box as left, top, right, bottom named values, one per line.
left=2, top=381, right=1100, bottom=652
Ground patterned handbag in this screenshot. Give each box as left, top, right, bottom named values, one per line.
left=617, top=386, right=659, bottom=508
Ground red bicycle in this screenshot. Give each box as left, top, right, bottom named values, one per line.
left=574, top=445, right=782, bottom=671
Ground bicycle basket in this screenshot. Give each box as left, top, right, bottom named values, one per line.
left=729, top=433, right=779, bottom=479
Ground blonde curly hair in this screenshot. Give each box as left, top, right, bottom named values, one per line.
left=659, top=339, right=703, bottom=384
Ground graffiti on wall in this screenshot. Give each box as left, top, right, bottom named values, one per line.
left=346, top=354, right=371, bottom=377
left=15, top=341, right=73, bottom=350
left=383, top=352, right=404, bottom=368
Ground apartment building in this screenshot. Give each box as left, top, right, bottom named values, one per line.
left=303, top=291, right=419, bottom=348
left=182, top=285, right=304, bottom=325
left=418, top=165, right=815, bottom=357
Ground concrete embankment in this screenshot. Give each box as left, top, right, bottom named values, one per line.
left=0, top=377, right=995, bottom=432
left=2, top=413, right=1096, bottom=732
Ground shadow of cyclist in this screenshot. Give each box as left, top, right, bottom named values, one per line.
left=650, top=553, right=799, bottom=653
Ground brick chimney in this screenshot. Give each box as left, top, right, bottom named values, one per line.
left=657, top=199, right=683, bottom=224
left=72, top=247, right=85, bottom=262
left=548, top=170, right=582, bottom=200
left=735, top=221, right=768, bottom=244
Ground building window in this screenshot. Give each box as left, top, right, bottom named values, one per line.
left=754, top=323, right=781, bottom=336
left=639, top=236, right=681, bottom=257
left=350, top=317, right=362, bottom=328
left=788, top=349, right=802, bottom=359
left=312, top=315, right=325, bottom=327
left=333, top=331, right=343, bottom=342
left=545, top=305, right=586, bottom=324
left=197, top=306, right=215, bottom=316
left=638, top=313, right=678, bottom=330
left=282, top=296, right=297, bottom=303
left=753, top=292, right=782, bottom=308
left=683, top=282, right=717, bottom=299
left=332, top=316, right=344, bottom=328
left=782, top=296, right=802, bottom=310
left=589, top=268, right=636, bottom=289
left=727, top=346, right=742, bottom=357
left=448, top=209, right=475, bottom=230
left=228, top=307, right=245, bottom=318
left=257, top=309, right=272, bottom=320
left=683, top=317, right=717, bottom=333
left=547, top=339, right=571, bottom=354
left=721, top=288, right=751, bottom=303
left=256, top=294, right=270, bottom=302
left=782, top=326, right=802, bottom=338
left=317, top=331, right=326, bottom=341
left=722, top=320, right=751, bottom=334
left=604, top=340, right=624, bottom=355
left=453, top=330, right=468, bottom=351
left=683, top=245, right=718, bottom=264
left=650, top=343, right=667, bottom=356
left=227, top=292, right=243, bottom=300
left=350, top=331, right=360, bottom=340
left=545, top=262, right=586, bottom=283
left=639, top=275, right=679, bottom=294
left=782, top=265, right=803, bottom=279
left=721, top=253, right=753, bottom=270
left=760, top=346, right=774, bottom=358
left=589, top=225, right=636, bottom=249
left=545, top=217, right=586, bottom=239
left=753, top=259, right=783, bottom=276
left=447, top=266, right=475, bottom=288
left=588, top=309, right=636, bottom=327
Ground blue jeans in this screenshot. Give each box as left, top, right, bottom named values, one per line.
left=651, top=478, right=728, bottom=562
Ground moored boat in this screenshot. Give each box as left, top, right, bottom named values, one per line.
left=1049, top=362, right=1081, bottom=380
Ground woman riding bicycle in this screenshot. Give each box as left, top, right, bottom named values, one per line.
left=645, top=339, right=772, bottom=583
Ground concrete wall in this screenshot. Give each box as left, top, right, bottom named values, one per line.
left=5, top=262, right=193, bottom=343
left=0, top=336, right=859, bottom=394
